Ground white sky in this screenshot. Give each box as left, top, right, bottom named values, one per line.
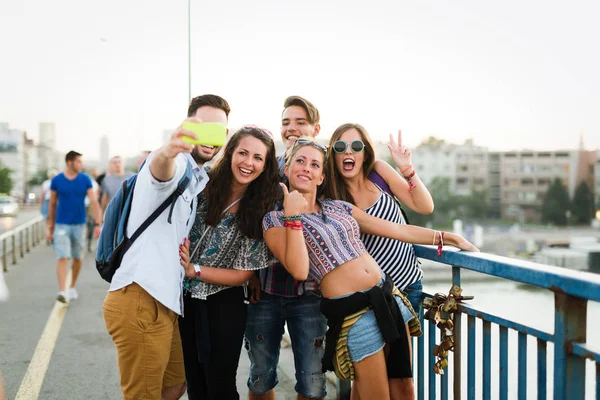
left=1, top=0, right=599, bottom=161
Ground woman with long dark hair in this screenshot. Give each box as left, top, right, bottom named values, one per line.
left=178, top=126, right=279, bottom=400
left=263, top=138, right=477, bottom=399
left=325, top=124, right=434, bottom=315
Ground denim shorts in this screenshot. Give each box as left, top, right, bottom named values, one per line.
left=53, top=223, right=86, bottom=260
left=332, top=274, right=414, bottom=363
left=403, top=279, right=423, bottom=316
left=244, top=291, right=327, bottom=398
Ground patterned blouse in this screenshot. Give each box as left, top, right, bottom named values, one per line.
left=262, top=199, right=368, bottom=282
left=187, top=194, right=274, bottom=300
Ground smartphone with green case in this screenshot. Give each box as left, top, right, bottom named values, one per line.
left=181, top=122, right=227, bottom=147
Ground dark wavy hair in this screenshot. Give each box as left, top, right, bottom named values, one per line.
left=187, top=94, right=231, bottom=118
left=204, top=126, right=279, bottom=240
left=324, top=123, right=376, bottom=204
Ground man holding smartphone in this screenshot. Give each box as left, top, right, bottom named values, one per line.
left=102, top=94, right=230, bottom=400
left=245, top=96, right=328, bottom=400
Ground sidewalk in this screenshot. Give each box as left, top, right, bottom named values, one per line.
left=0, top=244, right=337, bottom=399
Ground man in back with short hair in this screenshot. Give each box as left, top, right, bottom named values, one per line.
left=47, top=150, right=102, bottom=303
left=245, top=96, right=328, bottom=400
left=100, top=156, right=135, bottom=213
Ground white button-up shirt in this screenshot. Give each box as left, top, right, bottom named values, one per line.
left=109, top=152, right=208, bottom=315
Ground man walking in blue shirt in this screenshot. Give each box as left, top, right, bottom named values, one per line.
left=47, top=150, right=102, bottom=303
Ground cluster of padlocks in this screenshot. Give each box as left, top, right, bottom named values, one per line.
left=422, top=285, right=473, bottom=374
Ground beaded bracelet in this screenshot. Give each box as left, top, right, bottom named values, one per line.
left=437, top=232, right=445, bottom=257
left=404, top=170, right=416, bottom=180
left=282, top=214, right=302, bottom=222
left=408, top=179, right=417, bottom=193
left=283, top=220, right=303, bottom=230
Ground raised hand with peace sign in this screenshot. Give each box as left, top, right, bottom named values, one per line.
left=387, top=129, right=413, bottom=175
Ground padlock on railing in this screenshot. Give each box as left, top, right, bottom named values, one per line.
left=422, top=285, right=473, bottom=374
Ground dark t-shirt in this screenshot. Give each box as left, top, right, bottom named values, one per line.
left=50, top=173, right=93, bottom=225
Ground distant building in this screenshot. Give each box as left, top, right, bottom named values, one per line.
left=454, top=139, right=488, bottom=196
left=491, top=150, right=579, bottom=222
left=23, top=133, right=39, bottom=196
left=411, top=139, right=457, bottom=191
left=39, top=122, right=56, bottom=149
left=0, top=123, right=25, bottom=196
left=38, top=122, right=61, bottom=171
left=100, top=135, right=109, bottom=168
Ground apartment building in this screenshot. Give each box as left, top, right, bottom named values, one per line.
left=411, top=140, right=457, bottom=191
left=454, top=139, right=488, bottom=195
left=490, top=150, right=579, bottom=222
left=0, top=123, right=26, bottom=197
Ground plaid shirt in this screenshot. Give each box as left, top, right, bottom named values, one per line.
left=259, top=155, right=319, bottom=297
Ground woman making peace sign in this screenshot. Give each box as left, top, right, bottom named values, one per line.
left=325, top=124, right=434, bottom=315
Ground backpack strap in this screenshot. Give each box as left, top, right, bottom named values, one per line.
left=129, top=160, right=194, bottom=243
left=167, top=161, right=193, bottom=224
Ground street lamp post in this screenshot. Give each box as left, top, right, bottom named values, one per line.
left=188, top=0, right=191, bottom=102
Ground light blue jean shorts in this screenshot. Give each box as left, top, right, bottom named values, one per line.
left=53, top=224, right=86, bottom=260
left=332, top=273, right=414, bottom=362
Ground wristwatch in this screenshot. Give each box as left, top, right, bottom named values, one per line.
left=193, top=263, right=202, bottom=281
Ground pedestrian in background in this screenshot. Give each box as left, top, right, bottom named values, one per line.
left=40, top=168, right=58, bottom=220
left=100, top=156, right=134, bottom=213
left=46, top=151, right=102, bottom=303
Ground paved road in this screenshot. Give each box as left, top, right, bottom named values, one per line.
left=0, top=208, right=41, bottom=235
left=0, top=245, right=337, bottom=400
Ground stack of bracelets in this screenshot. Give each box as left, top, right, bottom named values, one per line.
left=400, top=165, right=417, bottom=192
left=433, top=231, right=445, bottom=257
left=183, top=263, right=203, bottom=292
left=282, top=214, right=303, bottom=230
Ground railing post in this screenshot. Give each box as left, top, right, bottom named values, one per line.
left=452, top=266, right=462, bottom=399
left=26, top=226, right=30, bottom=253
left=19, top=230, right=24, bottom=258
left=553, top=292, right=587, bottom=399
left=2, top=239, right=6, bottom=272
left=11, top=234, right=16, bottom=265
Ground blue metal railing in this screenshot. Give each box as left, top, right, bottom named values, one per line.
left=412, top=245, right=600, bottom=400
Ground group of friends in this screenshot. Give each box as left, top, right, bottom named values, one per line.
left=49, top=94, right=478, bottom=400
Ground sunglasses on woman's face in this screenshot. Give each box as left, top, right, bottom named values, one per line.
left=332, top=140, right=365, bottom=154
left=293, top=138, right=328, bottom=152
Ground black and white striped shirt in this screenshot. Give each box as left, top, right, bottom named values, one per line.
left=360, top=186, right=423, bottom=290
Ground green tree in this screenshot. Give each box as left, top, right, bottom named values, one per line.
left=0, top=161, right=14, bottom=194
left=571, top=180, right=595, bottom=224
left=460, top=188, right=490, bottom=220
left=404, top=177, right=459, bottom=227
left=28, top=169, right=48, bottom=187
left=541, top=178, right=570, bottom=226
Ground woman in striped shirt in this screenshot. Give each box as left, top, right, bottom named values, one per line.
left=324, top=124, right=434, bottom=315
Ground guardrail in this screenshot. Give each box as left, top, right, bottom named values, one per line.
left=0, top=216, right=46, bottom=271
left=335, top=246, right=600, bottom=399
left=411, top=245, right=600, bottom=400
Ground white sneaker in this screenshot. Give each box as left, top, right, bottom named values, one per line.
left=68, top=288, right=79, bottom=301
left=56, top=291, right=69, bottom=304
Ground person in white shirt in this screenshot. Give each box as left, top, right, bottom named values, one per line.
left=102, top=94, right=230, bottom=400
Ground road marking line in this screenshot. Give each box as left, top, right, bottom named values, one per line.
left=15, top=270, right=72, bottom=400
